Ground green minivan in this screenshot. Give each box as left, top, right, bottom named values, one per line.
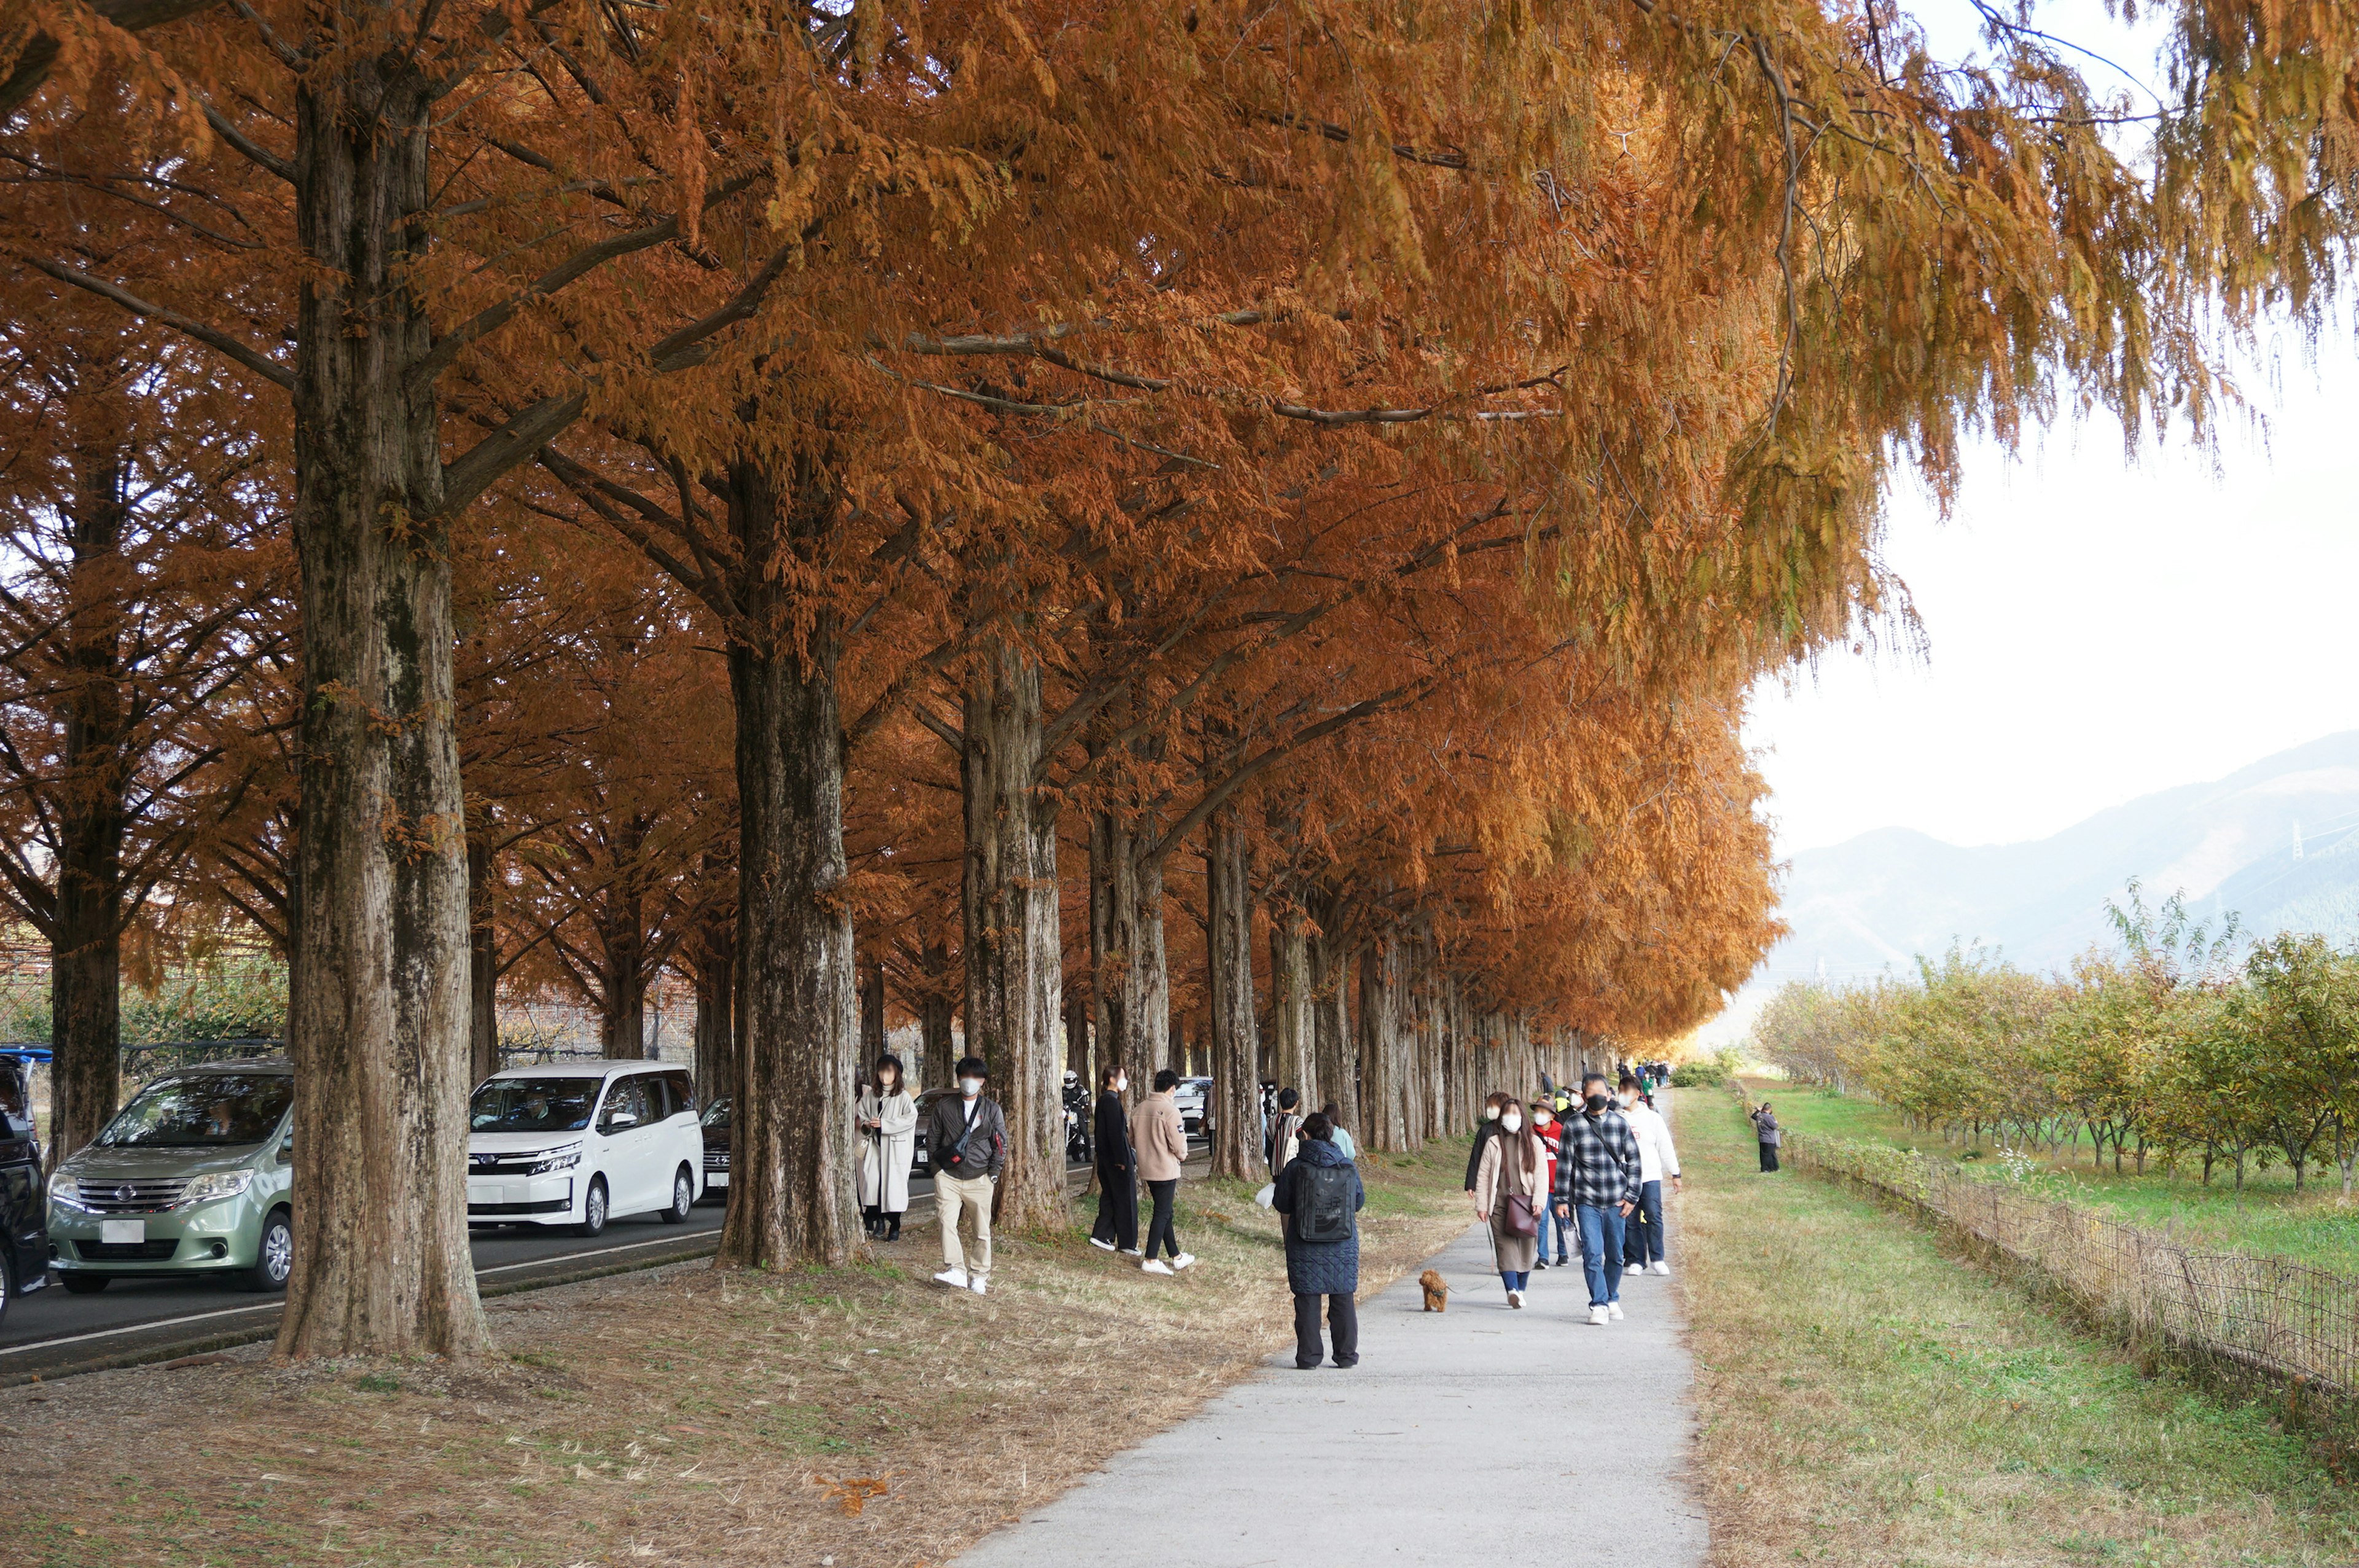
left=45, top=1058, right=295, bottom=1293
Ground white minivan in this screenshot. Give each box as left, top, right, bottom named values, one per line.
left=466, top=1062, right=702, bottom=1237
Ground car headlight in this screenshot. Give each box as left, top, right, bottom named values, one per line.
left=181, top=1171, right=255, bottom=1204
left=48, top=1172, right=84, bottom=1209
left=530, top=1146, right=581, bottom=1176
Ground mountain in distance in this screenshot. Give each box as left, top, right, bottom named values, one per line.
left=1753, top=730, right=2359, bottom=995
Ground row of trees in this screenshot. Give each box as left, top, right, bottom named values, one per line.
left=7, top=0, right=2359, bottom=1359
left=1755, top=888, right=2359, bottom=1193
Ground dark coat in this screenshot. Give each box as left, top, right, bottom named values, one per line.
left=923, top=1092, right=1007, bottom=1180
left=1464, top=1117, right=1500, bottom=1191
left=1094, top=1089, right=1133, bottom=1172
left=1273, top=1137, right=1364, bottom=1297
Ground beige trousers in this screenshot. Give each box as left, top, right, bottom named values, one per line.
left=936, top=1172, right=995, bottom=1279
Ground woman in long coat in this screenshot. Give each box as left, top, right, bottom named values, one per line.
left=1474, top=1106, right=1548, bottom=1308
left=858, top=1055, right=918, bottom=1239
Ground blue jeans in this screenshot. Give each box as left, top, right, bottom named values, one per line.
left=1624, top=1179, right=1665, bottom=1266
left=1575, top=1203, right=1627, bottom=1307
left=1499, top=1270, right=1529, bottom=1294
left=1535, top=1196, right=1568, bottom=1262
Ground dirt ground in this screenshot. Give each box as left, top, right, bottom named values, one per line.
left=1, top=1147, right=1473, bottom=1568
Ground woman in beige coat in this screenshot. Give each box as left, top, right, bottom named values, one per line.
left=1474, top=1106, right=1548, bottom=1308
left=1133, top=1068, right=1193, bottom=1274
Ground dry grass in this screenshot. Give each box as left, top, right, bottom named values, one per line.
left=1680, top=1091, right=2359, bottom=1567
left=1, top=1147, right=1472, bottom=1567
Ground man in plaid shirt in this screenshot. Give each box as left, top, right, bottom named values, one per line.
left=1551, top=1071, right=1642, bottom=1325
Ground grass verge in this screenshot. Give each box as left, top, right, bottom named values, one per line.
left=1742, top=1077, right=2359, bottom=1276
left=1683, top=1088, right=2359, bottom=1567
left=0, top=1146, right=1474, bottom=1567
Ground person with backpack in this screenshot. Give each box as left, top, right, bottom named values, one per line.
left=1473, top=1098, right=1549, bottom=1308
left=1088, top=1061, right=1140, bottom=1255
left=1135, top=1067, right=1194, bottom=1274
left=924, top=1055, right=1007, bottom=1295
left=1272, top=1111, right=1365, bottom=1368
left=1268, top=1086, right=1305, bottom=1181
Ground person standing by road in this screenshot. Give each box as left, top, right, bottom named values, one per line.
left=1273, top=1112, right=1364, bottom=1368
left=1552, top=1072, right=1641, bottom=1326
left=1269, top=1086, right=1305, bottom=1181
left=925, top=1056, right=1006, bottom=1295
left=1089, top=1063, right=1140, bottom=1255
left=1136, top=1068, right=1194, bottom=1274
left=1751, top=1101, right=1782, bottom=1173
left=1463, top=1092, right=1509, bottom=1196
left=1473, top=1099, right=1549, bottom=1308
left=858, top=1054, right=918, bottom=1241
left=1530, top=1100, right=1567, bottom=1270
left=1618, top=1077, right=1681, bottom=1276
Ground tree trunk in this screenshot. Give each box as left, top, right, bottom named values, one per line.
left=915, top=937, right=954, bottom=1091
left=960, top=642, right=1066, bottom=1229
left=859, top=955, right=886, bottom=1065
left=595, top=814, right=649, bottom=1058
left=1311, top=902, right=1356, bottom=1131
left=1269, top=897, right=1315, bottom=1109
left=690, top=900, right=735, bottom=1106
left=716, top=459, right=858, bottom=1271
left=277, top=58, right=486, bottom=1359
left=1205, top=806, right=1261, bottom=1179
left=466, top=837, right=500, bottom=1086
left=1065, top=994, right=1092, bottom=1082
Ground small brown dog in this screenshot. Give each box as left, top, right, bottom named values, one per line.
left=1419, top=1269, right=1449, bottom=1313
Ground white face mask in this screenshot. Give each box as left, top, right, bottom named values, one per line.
left=1485, top=1106, right=1500, bottom=1121
left=1620, top=1094, right=1637, bottom=1109
left=959, top=1078, right=982, bottom=1098
left=1115, top=1078, right=1127, bottom=1095
left=1501, top=1113, right=1524, bottom=1133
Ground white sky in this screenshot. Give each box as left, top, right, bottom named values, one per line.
left=1747, top=341, right=2359, bottom=855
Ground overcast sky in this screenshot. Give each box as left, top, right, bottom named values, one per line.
left=1748, top=341, right=2359, bottom=856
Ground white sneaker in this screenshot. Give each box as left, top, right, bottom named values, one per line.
left=969, top=1277, right=989, bottom=1296
left=1588, top=1305, right=1610, bottom=1327
left=1607, top=1301, right=1625, bottom=1320
left=1089, top=1237, right=1117, bottom=1251
left=933, top=1268, right=969, bottom=1289
left=1171, top=1253, right=1195, bottom=1270
left=1119, top=1247, right=1143, bottom=1257
left=1624, top=1263, right=1643, bottom=1276
left=1141, top=1259, right=1175, bottom=1275
left=1507, top=1290, right=1524, bottom=1309
left=1650, top=1260, right=1671, bottom=1276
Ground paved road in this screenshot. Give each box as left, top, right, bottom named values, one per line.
left=955, top=1203, right=1707, bottom=1566
left=2, top=1135, right=1210, bottom=1382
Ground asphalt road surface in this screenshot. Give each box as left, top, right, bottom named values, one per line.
left=1, top=1136, right=1208, bottom=1382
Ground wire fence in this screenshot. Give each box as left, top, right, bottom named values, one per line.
left=1781, top=1126, right=2359, bottom=1401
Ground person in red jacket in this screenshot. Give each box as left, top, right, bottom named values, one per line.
left=1530, top=1101, right=1568, bottom=1269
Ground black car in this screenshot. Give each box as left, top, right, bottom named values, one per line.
left=0, top=1050, right=48, bottom=1324
left=698, top=1098, right=731, bottom=1201
left=911, top=1087, right=957, bottom=1176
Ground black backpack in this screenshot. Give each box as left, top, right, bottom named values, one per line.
left=1293, top=1161, right=1355, bottom=1243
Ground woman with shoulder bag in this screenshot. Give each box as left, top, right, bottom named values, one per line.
left=1474, top=1102, right=1548, bottom=1307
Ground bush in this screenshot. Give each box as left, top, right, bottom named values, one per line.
left=1672, top=1055, right=1730, bottom=1088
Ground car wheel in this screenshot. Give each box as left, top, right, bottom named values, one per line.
left=658, top=1165, right=694, bottom=1224
left=61, top=1271, right=108, bottom=1295
left=574, top=1176, right=609, bottom=1238
left=244, top=1206, right=294, bottom=1293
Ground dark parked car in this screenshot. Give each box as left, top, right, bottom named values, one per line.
left=699, top=1098, right=731, bottom=1201
left=911, top=1087, right=957, bottom=1176
left=0, top=1050, right=46, bottom=1324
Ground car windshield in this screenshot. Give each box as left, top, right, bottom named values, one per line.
left=471, top=1078, right=600, bottom=1134
left=98, top=1074, right=291, bottom=1147
left=700, top=1098, right=731, bottom=1131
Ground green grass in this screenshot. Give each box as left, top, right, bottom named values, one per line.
left=1683, top=1087, right=2359, bottom=1567
left=1740, top=1077, right=2359, bottom=1277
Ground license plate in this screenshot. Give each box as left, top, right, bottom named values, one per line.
left=101, top=1218, right=145, bottom=1244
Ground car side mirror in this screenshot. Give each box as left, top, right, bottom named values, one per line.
left=604, top=1111, right=640, bottom=1132
left=278, top=1134, right=293, bottom=1166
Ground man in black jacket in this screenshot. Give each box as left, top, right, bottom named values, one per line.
left=1089, top=1062, right=1139, bottom=1255
left=925, top=1055, right=1007, bottom=1295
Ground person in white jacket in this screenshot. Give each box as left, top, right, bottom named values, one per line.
left=1618, top=1078, right=1681, bottom=1276
left=858, top=1055, right=919, bottom=1241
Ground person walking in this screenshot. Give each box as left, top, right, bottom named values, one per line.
left=1135, top=1067, right=1194, bottom=1274
left=1321, top=1102, right=1358, bottom=1161
left=1273, top=1112, right=1364, bottom=1368
left=857, top=1054, right=918, bottom=1241
left=1531, top=1100, right=1567, bottom=1269
left=924, top=1055, right=1007, bottom=1295
left=1751, top=1101, right=1782, bottom=1173
left=1463, top=1092, right=1509, bottom=1196
left=1618, top=1077, right=1681, bottom=1276
left=1088, top=1062, right=1140, bottom=1255
left=1552, top=1072, right=1642, bottom=1326
left=1269, top=1087, right=1305, bottom=1181
left=1473, top=1099, right=1549, bottom=1308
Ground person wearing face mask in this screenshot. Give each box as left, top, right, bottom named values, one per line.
left=1463, top=1092, right=1510, bottom=1198
left=1619, top=1077, right=1683, bottom=1277
left=1530, top=1101, right=1567, bottom=1270
left=1551, top=1071, right=1643, bottom=1326
left=1135, top=1068, right=1195, bottom=1274
left=857, top=1055, right=918, bottom=1241
left=1089, top=1062, right=1140, bottom=1255
left=924, top=1055, right=1007, bottom=1295
left=1473, top=1099, right=1549, bottom=1307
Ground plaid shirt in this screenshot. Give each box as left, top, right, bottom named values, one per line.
left=1552, top=1107, right=1641, bottom=1208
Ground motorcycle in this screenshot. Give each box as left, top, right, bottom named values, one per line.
left=1063, top=1086, right=1092, bottom=1165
